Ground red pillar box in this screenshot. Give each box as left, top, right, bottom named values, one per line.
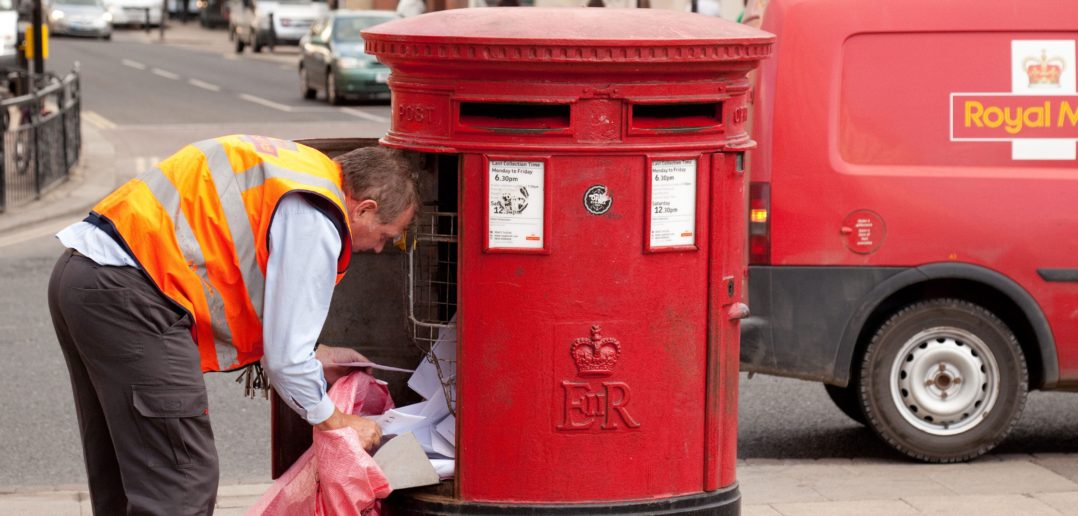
left=364, top=8, right=773, bottom=514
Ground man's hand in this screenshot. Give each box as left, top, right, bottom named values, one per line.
left=316, top=344, right=372, bottom=385
left=315, top=409, right=382, bottom=451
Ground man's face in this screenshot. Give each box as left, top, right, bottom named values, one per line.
left=348, top=199, right=415, bottom=254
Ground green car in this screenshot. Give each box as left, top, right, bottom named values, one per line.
left=298, top=10, right=398, bottom=105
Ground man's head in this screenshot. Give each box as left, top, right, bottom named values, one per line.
left=334, top=146, right=420, bottom=254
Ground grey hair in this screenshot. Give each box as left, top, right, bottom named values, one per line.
left=334, top=146, right=420, bottom=224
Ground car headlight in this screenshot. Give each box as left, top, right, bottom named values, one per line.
left=50, top=9, right=64, bottom=21
left=103, top=12, right=112, bottom=22
left=337, top=57, right=365, bottom=69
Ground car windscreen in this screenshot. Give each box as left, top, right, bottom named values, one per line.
left=333, top=15, right=395, bottom=42
left=56, top=0, right=101, bottom=5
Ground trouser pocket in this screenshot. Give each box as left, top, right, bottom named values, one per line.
left=132, top=385, right=213, bottom=469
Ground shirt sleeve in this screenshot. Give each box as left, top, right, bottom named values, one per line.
left=261, top=193, right=342, bottom=425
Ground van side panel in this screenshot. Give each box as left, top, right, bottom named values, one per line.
left=754, top=0, right=1078, bottom=384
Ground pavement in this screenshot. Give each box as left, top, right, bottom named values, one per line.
left=6, top=17, right=1078, bottom=516
left=5, top=454, right=1078, bottom=514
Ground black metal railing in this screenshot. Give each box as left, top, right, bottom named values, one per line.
left=0, top=69, right=81, bottom=213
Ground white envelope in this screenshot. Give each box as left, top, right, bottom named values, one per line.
left=429, top=458, right=455, bottom=480
left=431, top=425, right=455, bottom=459
left=408, top=316, right=458, bottom=400
left=435, top=414, right=455, bottom=443
left=375, top=403, right=427, bottom=435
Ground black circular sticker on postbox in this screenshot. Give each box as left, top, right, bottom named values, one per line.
left=583, top=185, right=612, bottom=215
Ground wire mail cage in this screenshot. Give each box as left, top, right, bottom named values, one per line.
left=406, top=208, right=458, bottom=415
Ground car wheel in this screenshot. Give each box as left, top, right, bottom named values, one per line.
left=859, top=298, right=1027, bottom=463
left=824, top=383, right=865, bottom=425
left=252, top=33, right=263, bottom=53
left=299, top=66, right=316, bottom=100
left=326, top=70, right=341, bottom=105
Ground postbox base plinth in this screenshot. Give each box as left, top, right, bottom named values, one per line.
left=385, top=484, right=739, bottom=515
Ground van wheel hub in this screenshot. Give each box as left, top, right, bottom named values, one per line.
left=892, top=327, right=998, bottom=436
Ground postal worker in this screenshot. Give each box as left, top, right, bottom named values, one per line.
left=47, top=135, right=418, bottom=514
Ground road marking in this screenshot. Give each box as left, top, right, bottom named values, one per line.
left=238, top=93, right=295, bottom=112
left=0, top=217, right=79, bottom=249
left=188, top=78, right=221, bottom=92
left=122, top=59, right=147, bottom=70
left=340, top=108, right=390, bottom=123
left=151, top=68, right=180, bottom=80
left=152, top=68, right=181, bottom=80
left=134, top=156, right=161, bottom=173
left=83, top=111, right=117, bottom=130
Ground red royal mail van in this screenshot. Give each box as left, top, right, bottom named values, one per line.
left=740, top=0, right=1078, bottom=462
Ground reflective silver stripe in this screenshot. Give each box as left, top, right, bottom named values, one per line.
left=236, top=162, right=348, bottom=207
left=193, top=140, right=265, bottom=318
left=140, top=167, right=180, bottom=214
left=141, top=166, right=239, bottom=370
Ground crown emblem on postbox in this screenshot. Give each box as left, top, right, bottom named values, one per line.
left=1024, top=49, right=1065, bottom=87
left=571, top=325, right=621, bottom=377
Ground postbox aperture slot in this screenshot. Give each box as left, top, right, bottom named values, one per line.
left=458, top=102, right=571, bottom=133
left=631, top=102, right=723, bottom=132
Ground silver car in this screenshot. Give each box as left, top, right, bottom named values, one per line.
left=47, top=0, right=112, bottom=39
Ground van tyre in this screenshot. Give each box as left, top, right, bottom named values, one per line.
left=824, top=383, right=865, bottom=425
left=859, top=299, right=1027, bottom=463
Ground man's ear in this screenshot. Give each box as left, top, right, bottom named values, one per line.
left=355, top=199, right=379, bottom=217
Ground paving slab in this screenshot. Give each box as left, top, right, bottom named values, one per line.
left=769, top=499, right=920, bottom=516
left=904, top=493, right=1062, bottom=515
left=1035, top=492, right=1078, bottom=516
left=1036, top=454, right=1078, bottom=484
left=739, top=467, right=828, bottom=505
left=0, top=493, right=82, bottom=516
left=923, top=459, right=1078, bottom=495
left=742, top=504, right=785, bottom=516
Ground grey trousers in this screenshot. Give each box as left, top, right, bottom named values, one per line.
left=48, top=249, right=219, bottom=515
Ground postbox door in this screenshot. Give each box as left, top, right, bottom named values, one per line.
left=458, top=152, right=712, bottom=503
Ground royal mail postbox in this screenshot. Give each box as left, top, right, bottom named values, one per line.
left=358, top=7, right=773, bottom=514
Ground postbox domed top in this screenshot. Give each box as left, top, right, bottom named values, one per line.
left=363, top=8, right=773, bottom=67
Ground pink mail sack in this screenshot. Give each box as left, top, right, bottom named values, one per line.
left=246, top=371, right=395, bottom=516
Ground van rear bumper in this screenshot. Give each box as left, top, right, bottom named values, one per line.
left=740, top=265, right=906, bottom=386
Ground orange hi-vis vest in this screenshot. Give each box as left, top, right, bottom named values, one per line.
left=90, top=135, right=353, bottom=372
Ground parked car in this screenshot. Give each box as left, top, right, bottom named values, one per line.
left=197, top=0, right=226, bottom=27
left=46, top=0, right=112, bottom=39
left=298, top=10, right=395, bottom=104
left=0, top=0, right=16, bottom=66
left=740, top=0, right=1078, bottom=463
left=231, top=0, right=326, bottom=53
left=103, top=0, right=161, bottom=27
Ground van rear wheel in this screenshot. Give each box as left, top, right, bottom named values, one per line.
left=859, top=298, right=1027, bottom=462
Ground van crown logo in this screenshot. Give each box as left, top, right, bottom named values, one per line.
left=1025, top=49, right=1065, bottom=87
left=571, top=325, right=620, bottom=377
left=583, top=185, right=612, bottom=215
